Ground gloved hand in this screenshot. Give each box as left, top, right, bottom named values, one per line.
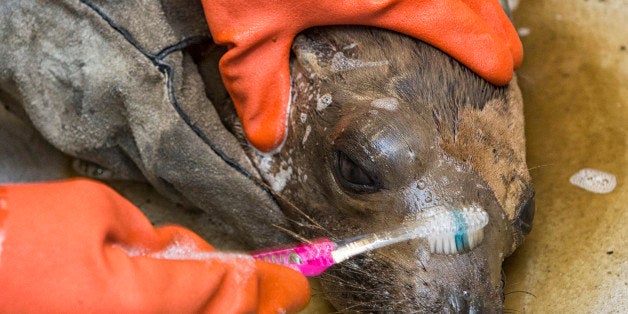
left=200, top=0, right=523, bottom=152
left=0, top=179, right=310, bottom=313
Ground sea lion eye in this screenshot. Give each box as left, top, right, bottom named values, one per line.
left=334, top=150, right=378, bottom=193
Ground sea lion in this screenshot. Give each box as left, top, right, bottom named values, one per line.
left=0, top=0, right=534, bottom=311
left=200, top=26, right=535, bottom=312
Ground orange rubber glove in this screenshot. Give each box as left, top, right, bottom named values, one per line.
left=200, top=0, right=523, bottom=152
left=0, top=179, right=310, bottom=313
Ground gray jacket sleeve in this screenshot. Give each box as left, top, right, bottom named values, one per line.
left=0, top=0, right=291, bottom=247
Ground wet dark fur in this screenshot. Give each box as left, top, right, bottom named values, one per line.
left=197, top=26, right=534, bottom=313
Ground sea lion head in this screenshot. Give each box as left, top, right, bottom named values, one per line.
left=250, top=26, right=535, bottom=312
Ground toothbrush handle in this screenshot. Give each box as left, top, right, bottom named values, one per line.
left=250, top=238, right=336, bottom=277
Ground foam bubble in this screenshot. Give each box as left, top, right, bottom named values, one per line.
left=302, top=125, right=312, bottom=145
left=569, top=168, right=617, bottom=194
left=371, top=97, right=399, bottom=111
left=254, top=154, right=293, bottom=192
left=330, top=52, right=389, bottom=73
left=316, top=93, right=332, bottom=111
left=270, top=166, right=292, bottom=192
left=508, top=0, right=520, bottom=11
left=117, top=240, right=251, bottom=261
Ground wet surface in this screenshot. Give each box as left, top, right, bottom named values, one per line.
left=502, top=0, right=627, bottom=312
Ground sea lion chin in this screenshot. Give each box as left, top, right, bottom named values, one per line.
left=237, top=26, right=535, bottom=312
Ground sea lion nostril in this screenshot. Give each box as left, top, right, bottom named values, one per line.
left=515, top=191, right=536, bottom=235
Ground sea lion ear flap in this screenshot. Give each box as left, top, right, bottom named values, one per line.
left=291, top=29, right=339, bottom=77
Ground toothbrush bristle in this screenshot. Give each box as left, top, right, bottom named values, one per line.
left=424, top=205, right=489, bottom=255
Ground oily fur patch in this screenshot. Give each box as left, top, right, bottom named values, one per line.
left=440, top=77, right=530, bottom=220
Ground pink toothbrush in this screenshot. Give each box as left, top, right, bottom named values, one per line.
left=251, top=238, right=336, bottom=276
left=251, top=205, right=489, bottom=276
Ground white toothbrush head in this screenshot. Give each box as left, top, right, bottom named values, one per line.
left=421, top=205, right=489, bottom=254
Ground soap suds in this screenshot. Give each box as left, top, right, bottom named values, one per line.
left=342, top=43, right=358, bottom=50
left=371, top=97, right=399, bottom=111
left=331, top=52, right=389, bottom=73
left=302, top=125, right=312, bottom=145
left=269, top=164, right=293, bottom=192
left=518, top=27, right=531, bottom=37
left=116, top=239, right=252, bottom=265
left=149, top=242, right=250, bottom=261
left=256, top=154, right=273, bottom=173
left=255, top=154, right=293, bottom=192
left=508, top=0, right=520, bottom=11
left=317, top=93, right=333, bottom=111
left=569, top=168, right=617, bottom=194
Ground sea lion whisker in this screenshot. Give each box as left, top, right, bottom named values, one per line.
left=269, top=223, right=311, bottom=243
left=336, top=300, right=394, bottom=313
left=504, top=290, right=536, bottom=298
left=273, top=191, right=334, bottom=235
left=318, top=280, right=370, bottom=292
left=348, top=252, right=415, bottom=277
left=319, top=273, right=374, bottom=289
left=335, top=302, right=372, bottom=313
left=345, top=257, right=417, bottom=289
left=287, top=217, right=332, bottom=235
left=316, top=289, right=388, bottom=297
left=334, top=264, right=377, bottom=278
left=527, top=163, right=555, bottom=171
left=332, top=268, right=405, bottom=289
left=320, top=277, right=396, bottom=294
left=338, top=260, right=398, bottom=280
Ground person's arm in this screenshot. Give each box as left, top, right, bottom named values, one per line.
left=0, top=179, right=310, bottom=313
